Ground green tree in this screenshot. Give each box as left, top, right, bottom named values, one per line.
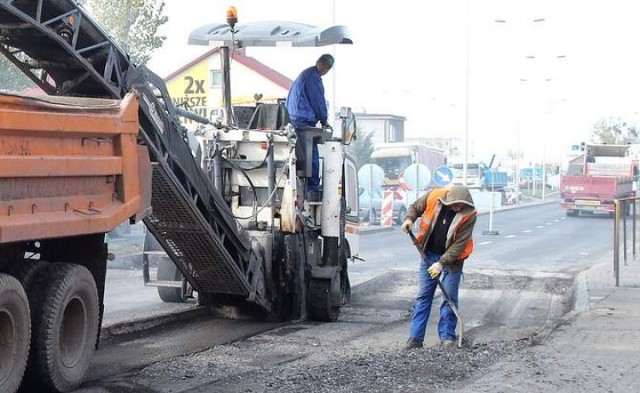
left=85, top=0, right=168, bottom=65
left=0, top=58, right=35, bottom=92
left=0, top=0, right=167, bottom=91
left=347, top=130, right=375, bottom=170
left=591, top=117, right=639, bottom=144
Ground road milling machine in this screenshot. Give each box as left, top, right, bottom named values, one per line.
left=0, top=1, right=358, bottom=392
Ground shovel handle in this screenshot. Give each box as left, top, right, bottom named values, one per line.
left=407, top=230, right=427, bottom=260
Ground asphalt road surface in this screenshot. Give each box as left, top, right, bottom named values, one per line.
left=351, top=201, right=612, bottom=281
left=75, top=201, right=615, bottom=392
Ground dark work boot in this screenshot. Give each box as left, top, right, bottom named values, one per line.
left=404, top=338, right=423, bottom=350
left=442, top=339, right=457, bottom=349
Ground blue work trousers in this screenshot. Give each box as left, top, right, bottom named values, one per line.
left=408, top=251, right=462, bottom=343
left=294, top=121, right=320, bottom=191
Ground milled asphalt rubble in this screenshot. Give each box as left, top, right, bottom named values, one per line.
left=90, top=251, right=640, bottom=393
left=98, top=268, right=583, bottom=393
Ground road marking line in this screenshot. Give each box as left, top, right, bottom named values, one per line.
left=506, top=234, right=515, bottom=238
left=522, top=229, right=532, bottom=233
left=478, top=241, right=492, bottom=246
left=536, top=225, right=544, bottom=229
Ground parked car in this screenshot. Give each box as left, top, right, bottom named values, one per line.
left=359, top=187, right=407, bottom=225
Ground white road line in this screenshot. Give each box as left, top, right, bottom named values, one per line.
left=546, top=222, right=553, bottom=226
left=478, top=241, right=492, bottom=246
left=536, top=225, right=544, bottom=229
left=506, top=234, right=516, bottom=238
left=522, top=229, right=532, bottom=233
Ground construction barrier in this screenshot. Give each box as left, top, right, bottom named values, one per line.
left=381, top=191, right=394, bottom=227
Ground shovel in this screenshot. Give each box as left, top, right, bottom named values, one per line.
left=407, top=230, right=464, bottom=348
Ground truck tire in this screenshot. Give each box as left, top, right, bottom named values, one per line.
left=0, top=274, right=30, bottom=393
left=157, top=256, right=186, bottom=303
left=27, top=263, right=99, bottom=392
left=6, top=260, right=47, bottom=291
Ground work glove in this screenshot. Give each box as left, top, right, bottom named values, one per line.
left=400, top=218, right=413, bottom=233
left=428, top=262, right=443, bottom=279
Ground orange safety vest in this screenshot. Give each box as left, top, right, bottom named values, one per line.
left=415, top=188, right=474, bottom=261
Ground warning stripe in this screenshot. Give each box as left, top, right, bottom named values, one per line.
left=381, top=191, right=394, bottom=227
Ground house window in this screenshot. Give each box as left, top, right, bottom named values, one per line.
left=389, top=124, right=400, bottom=143
left=210, top=70, right=222, bottom=88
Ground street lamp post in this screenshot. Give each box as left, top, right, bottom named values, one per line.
left=494, top=16, right=549, bottom=196
left=463, top=0, right=470, bottom=187
left=516, top=78, right=527, bottom=195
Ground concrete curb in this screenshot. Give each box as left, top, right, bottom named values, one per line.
left=100, top=306, right=208, bottom=344
left=475, top=198, right=558, bottom=215
left=358, top=225, right=395, bottom=235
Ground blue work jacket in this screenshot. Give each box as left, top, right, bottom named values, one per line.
left=285, top=66, right=327, bottom=128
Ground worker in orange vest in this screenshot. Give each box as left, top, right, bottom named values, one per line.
left=400, top=185, right=477, bottom=349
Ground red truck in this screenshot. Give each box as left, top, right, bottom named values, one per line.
left=560, top=144, right=638, bottom=217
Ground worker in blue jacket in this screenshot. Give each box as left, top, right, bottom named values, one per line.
left=286, top=54, right=334, bottom=192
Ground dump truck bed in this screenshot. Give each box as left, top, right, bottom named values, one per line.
left=0, top=92, right=150, bottom=243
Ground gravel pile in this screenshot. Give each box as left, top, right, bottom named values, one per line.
left=140, top=335, right=542, bottom=393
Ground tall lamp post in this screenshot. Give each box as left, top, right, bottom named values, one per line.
left=463, top=0, right=470, bottom=186
left=493, top=16, right=548, bottom=195
left=521, top=59, right=565, bottom=200
left=331, top=0, right=336, bottom=127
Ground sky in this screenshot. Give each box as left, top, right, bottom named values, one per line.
left=148, top=0, right=640, bottom=164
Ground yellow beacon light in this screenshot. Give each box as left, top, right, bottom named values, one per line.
left=226, top=6, right=238, bottom=29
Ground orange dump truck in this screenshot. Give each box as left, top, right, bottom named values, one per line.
left=0, top=92, right=150, bottom=392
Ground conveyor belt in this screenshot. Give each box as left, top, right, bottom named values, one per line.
left=145, top=163, right=250, bottom=296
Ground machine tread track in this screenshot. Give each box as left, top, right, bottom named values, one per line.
left=309, top=278, right=340, bottom=322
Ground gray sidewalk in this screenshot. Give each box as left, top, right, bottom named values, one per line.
left=453, top=254, right=640, bottom=392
